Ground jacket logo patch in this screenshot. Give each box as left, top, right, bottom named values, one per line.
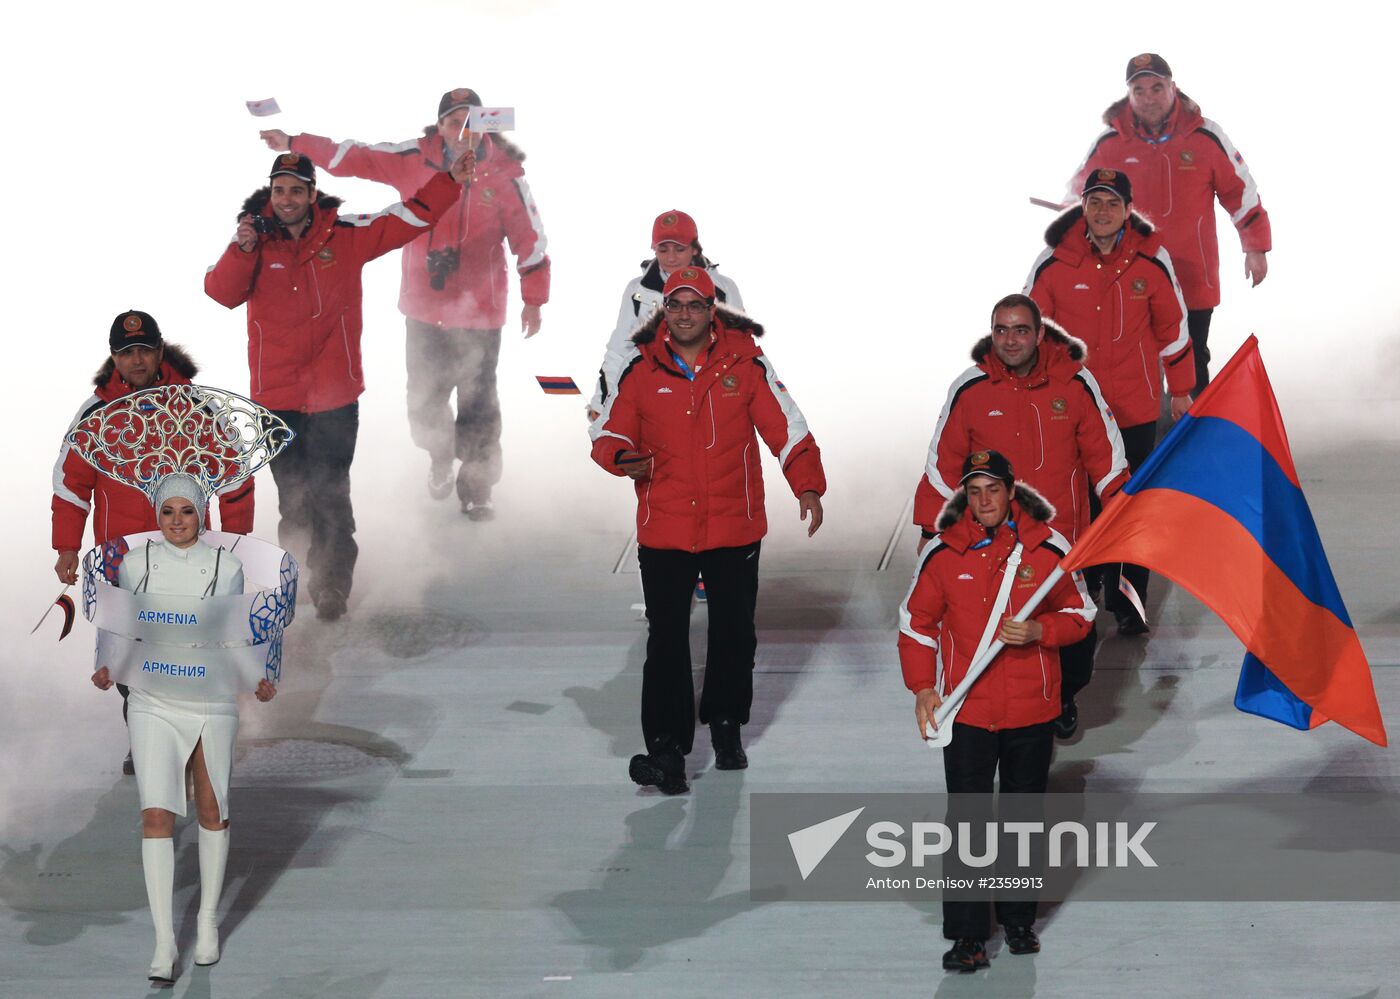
left=1016, top=564, right=1036, bottom=581
left=1125, top=156, right=1140, bottom=164
left=1074, top=283, right=1090, bottom=290
left=481, top=187, right=495, bottom=201
left=1179, top=150, right=1195, bottom=165
left=1131, top=278, right=1147, bottom=294
left=722, top=374, right=739, bottom=390
left=269, top=262, right=286, bottom=269
left=957, top=573, right=975, bottom=580
left=1051, top=397, right=1067, bottom=413
left=318, top=247, right=334, bottom=262
left=657, top=387, right=673, bottom=394
left=987, top=409, right=1004, bottom=416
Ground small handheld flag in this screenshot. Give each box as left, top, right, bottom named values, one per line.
left=246, top=98, right=282, bottom=117
left=536, top=376, right=581, bottom=396
left=31, top=587, right=75, bottom=640
left=1117, top=575, right=1148, bottom=627
left=468, top=107, right=515, bottom=133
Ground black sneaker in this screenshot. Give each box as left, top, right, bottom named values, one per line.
left=942, top=938, right=989, bottom=972
left=1052, top=701, right=1079, bottom=740
left=1114, top=610, right=1150, bottom=637
left=462, top=499, right=495, bottom=522
left=710, top=720, right=748, bottom=770
left=1004, top=924, right=1040, bottom=955
left=629, top=751, right=689, bottom=795
left=122, top=751, right=135, bottom=776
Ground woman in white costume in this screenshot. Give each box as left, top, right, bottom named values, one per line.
left=91, top=473, right=276, bottom=985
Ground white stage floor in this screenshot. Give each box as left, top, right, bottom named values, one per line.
left=2, top=425, right=1396, bottom=999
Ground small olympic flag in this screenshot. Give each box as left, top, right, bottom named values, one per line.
left=246, top=98, right=282, bottom=117
left=536, top=376, right=581, bottom=395
left=468, top=107, right=516, bottom=133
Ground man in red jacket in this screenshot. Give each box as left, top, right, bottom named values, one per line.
left=900, top=450, right=1094, bottom=968
left=1069, top=53, right=1271, bottom=395
left=205, top=151, right=470, bottom=620
left=52, top=310, right=255, bottom=772
left=1026, top=169, right=1191, bottom=634
left=590, top=268, right=826, bottom=794
left=913, top=294, right=1128, bottom=736
left=261, top=87, right=551, bottom=518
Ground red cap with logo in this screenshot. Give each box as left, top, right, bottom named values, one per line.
left=652, top=210, right=699, bottom=249
left=663, top=267, right=716, bottom=300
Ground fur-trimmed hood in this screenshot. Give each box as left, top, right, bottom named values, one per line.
left=970, top=316, right=1085, bottom=368
left=935, top=482, right=1055, bottom=533
left=92, top=343, right=197, bottom=391
left=630, top=302, right=763, bottom=346
left=237, top=188, right=344, bottom=224
left=1045, top=204, right=1153, bottom=248
left=1102, top=90, right=1201, bottom=129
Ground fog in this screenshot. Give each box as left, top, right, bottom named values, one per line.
left=3, top=0, right=1396, bottom=831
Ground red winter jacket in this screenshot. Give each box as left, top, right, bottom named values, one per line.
left=1026, top=209, right=1193, bottom=428
left=898, top=488, right=1095, bottom=731
left=1069, top=93, right=1271, bottom=310
left=913, top=323, right=1129, bottom=546
left=51, top=346, right=255, bottom=552
left=590, top=306, right=826, bottom=552
left=291, top=132, right=549, bottom=331
left=204, top=170, right=462, bottom=412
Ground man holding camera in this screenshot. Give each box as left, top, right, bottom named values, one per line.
left=261, top=87, right=551, bottom=519
left=205, top=151, right=471, bottom=620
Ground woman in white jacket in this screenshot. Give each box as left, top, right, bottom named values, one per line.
left=588, top=210, right=745, bottom=420
left=91, top=473, right=276, bottom=985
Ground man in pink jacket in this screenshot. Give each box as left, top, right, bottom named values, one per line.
left=262, top=88, right=550, bottom=518
left=1069, top=53, right=1272, bottom=395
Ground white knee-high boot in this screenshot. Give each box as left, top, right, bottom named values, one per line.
left=194, top=826, right=229, bottom=966
left=141, top=837, right=177, bottom=983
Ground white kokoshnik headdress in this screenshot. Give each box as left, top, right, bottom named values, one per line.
left=65, top=385, right=300, bottom=697
left=65, top=383, right=294, bottom=503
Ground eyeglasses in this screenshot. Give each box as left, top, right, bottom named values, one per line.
left=664, top=300, right=713, bottom=315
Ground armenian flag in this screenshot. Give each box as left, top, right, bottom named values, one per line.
left=536, top=375, right=581, bottom=395
left=1061, top=336, right=1387, bottom=745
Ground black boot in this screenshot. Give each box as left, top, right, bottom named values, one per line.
left=1052, top=700, right=1079, bottom=740
left=710, top=720, right=748, bottom=770
left=629, top=741, right=688, bottom=795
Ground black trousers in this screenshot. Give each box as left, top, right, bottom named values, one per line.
left=269, top=403, right=360, bottom=603
left=941, top=721, right=1054, bottom=940
left=1058, top=620, right=1098, bottom=705
left=1097, top=420, right=1157, bottom=623
left=1188, top=308, right=1214, bottom=397
left=637, top=542, right=761, bottom=755
left=405, top=319, right=503, bottom=505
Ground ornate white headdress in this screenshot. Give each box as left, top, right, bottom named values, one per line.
left=66, top=384, right=294, bottom=499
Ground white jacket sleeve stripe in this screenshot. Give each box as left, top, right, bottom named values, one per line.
left=924, top=366, right=984, bottom=500
left=338, top=201, right=433, bottom=229
left=1200, top=119, right=1262, bottom=224
left=1023, top=246, right=1056, bottom=295
left=53, top=395, right=100, bottom=513
left=511, top=178, right=548, bottom=271
left=1074, top=370, right=1129, bottom=495
left=1045, top=529, right=1097, bottom=624
left=754, top=356, right=811, bottom=467
left=897, top=543, right=942, bottom=648
left=1152, top=247, right=1192, bottom=358
left=328, top=138, right=420, bottom=169
left=1064, top=129, right=1116, bottom=201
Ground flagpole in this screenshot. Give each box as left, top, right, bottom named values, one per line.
left=928, top=566, right=1065, bottom=743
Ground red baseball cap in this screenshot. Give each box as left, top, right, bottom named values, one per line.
left=663, top=267, right=716, bottom=300
left=652, top=210, right=698, bottom=249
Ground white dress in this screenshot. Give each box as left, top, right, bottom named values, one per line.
left=116, top=539, right=245, bottom=820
